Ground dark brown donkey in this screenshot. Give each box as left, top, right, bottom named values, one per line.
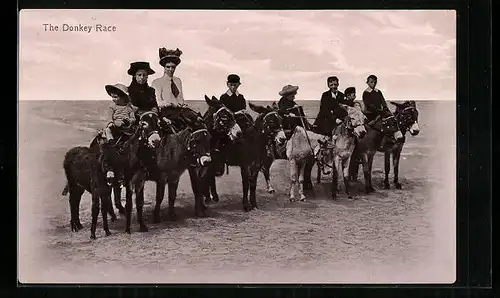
left=89, top=112, right=163, bottom=233
left=61, top=139, right=123, bottom=239
left=350, top=101, right=420, bottom=189
left=133, top=106, right=214, bottom=230
left=348, top=113, right=404, bottom=193
left=203, top=96, right=286, bottom=211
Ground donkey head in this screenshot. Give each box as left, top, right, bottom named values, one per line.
left=341, top=104, right=367, bottom=138
left=391, top=101, right=420, bottom=136
left=186, top=128, right=212, bottom=167
left=203, top=95, right=242, bottom=142
left=250, top=102, right=286, bottom=146
left=139, top=111, right=162, bottom=148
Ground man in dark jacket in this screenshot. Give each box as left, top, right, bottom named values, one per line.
left=313, top=76, right=349, bottom=136
left=220, top=74, right=247, bottom=113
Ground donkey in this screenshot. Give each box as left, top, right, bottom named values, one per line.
left=61, top=139, right=123, bottom=239
left=348, top=113, right=403, bottom=193
left=285, top=125, right=335, bottom=202
left=203, top=97, right=286, bottom=211
left=89, top=112, right=163, bottom=233
left=329, top=104, right=368, bottom=200
left=380, top=101, right=420, bottom=189
left=135, top=106, right=214, bottom=229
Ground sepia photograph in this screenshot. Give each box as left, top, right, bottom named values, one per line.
left=18, top=9, right=456, bottom=284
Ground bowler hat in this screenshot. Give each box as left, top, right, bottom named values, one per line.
left=159, top=47, right=182, bottom=67
left=227, top=74, right=241, bottom=84
left=127, top=61, right=155, bottom=76
left=279, top=84, right=299, bottom=96
left=105, top=83, right=130, bottom=99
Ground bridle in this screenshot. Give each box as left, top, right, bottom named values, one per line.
left=394, top=106, right=419, bottom=133
left=184, top=128, right=212, bottom=167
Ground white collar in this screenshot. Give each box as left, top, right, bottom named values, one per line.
left=331, top=90, right=339, bottom=97
left=226, top=90, right=240, bottom=96
left=365, top=87, right=379, bottom=93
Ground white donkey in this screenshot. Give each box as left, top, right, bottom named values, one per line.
left=286, top=125, right=334, bottom=202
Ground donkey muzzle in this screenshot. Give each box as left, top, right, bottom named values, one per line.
left=106, top=171, right=115, bottom=186
left=409, top=122, right=420, bottom=136
left=198, top=155, right=212, bottom=166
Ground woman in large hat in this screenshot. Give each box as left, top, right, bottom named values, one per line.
left=151, top=48, right=185, bottom=109
left=127, top=61, right=158, bottom=117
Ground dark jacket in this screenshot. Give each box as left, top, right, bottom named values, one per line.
left=278, top=97, right=311, bottom=130
left=128, top=80, right=158, bottom=115
left=313, top=90, right=348, bottom=136
left=220, top=91, right=246, bottom=113
left=362, top=88, right=390, bottom=121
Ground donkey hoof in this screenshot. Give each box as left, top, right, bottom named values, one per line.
left=243, top=205, right=252, bottom=212
left=110, top=215, right=117, bottom=222
left=105, top=230, right=112, bottom=237
left=139, top=225, right=149, bottom=232
left=125, top=228, right=131, bottom=234
left=204, top=197, right=212, bottom=204
left=384, top=181, right=390, bottom=189
left=395, top=183, right=402, bottom=189
left=347, top=196, right=354, bottom=201
left=251, top=204, right=259, bottom=210
left=331, top=196, right=337, bottom=201
left=90, top=234, right=97, bottom=240
left=212, top=196, right=220, bottom=203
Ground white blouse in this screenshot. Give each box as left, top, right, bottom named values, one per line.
left=151, top=75, right=185, bottom=106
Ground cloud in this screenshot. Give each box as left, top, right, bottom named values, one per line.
left=18, top=10, right=456, bottom=101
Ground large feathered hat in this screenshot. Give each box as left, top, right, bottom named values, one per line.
left=159, top=47, right=183, bottom=67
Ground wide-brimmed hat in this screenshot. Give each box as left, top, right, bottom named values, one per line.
left=227, top=74, right=241, bottom=84
left=127, top=61, right=155, bottom=76
left=105, top=83, right=129, bottom=99
left=159, top=47, right=183, bottom=67
left=279, top=84, right=299, bottom=96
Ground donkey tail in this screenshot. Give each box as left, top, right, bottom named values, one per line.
left=62, top=183, right=69, bottom=196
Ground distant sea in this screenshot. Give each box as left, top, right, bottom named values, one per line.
left=19, top=100, right=456, bottom=159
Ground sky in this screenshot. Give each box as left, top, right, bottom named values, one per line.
left=18, top=10, right=456, bottom=101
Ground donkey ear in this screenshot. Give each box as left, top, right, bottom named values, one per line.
left=204, top=95, right=211, bottom=104
left=249, top=102, right=268, bottom=114
left=211, top=96, right=219, bottom=102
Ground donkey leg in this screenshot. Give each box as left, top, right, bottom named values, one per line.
left=303, top=158, right=314, bottom=190
left=124, top=182, right=134, bottom=234
left=90, top=191, right=100, bottom=240
left=360, top=154, right=372, bottom=194
left=289, top=160, right=297, bottom=202
left=331, top=157, right=341, bottom=200
left=343, top=158, right=353, bottom=200
left=69, top=186, right=84, bottom=232
left=367, top=153, right=376, bottom=193
left=383, top=152, right=391, bottom=189
left=135, top=179, right=148, bottom=232
left=249, top=170, right=259, bottom=209
left=153, top=179, right=166, bottom=223
left=262, top=163, right=275, bottom=194
left=209, top=174, right=220, bottom=203
left=241, top=167, right=251, bottom=212
left=101, top=194, right=112, bottom=237
left=298, top=162, right=307, bottom=201
left=168, top=178, right=181, bottom=219
left=187, top=169, right=205, bottom=217
left=113, top=184, right=125, bottom=215
left=393, top=148, right=402, bottom=189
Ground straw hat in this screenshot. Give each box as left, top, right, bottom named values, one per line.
left=279, top=84, right=299, bottom=96
left=127, top=61, right=155, bottom=76
left=105, top=83, right=129, bottom=98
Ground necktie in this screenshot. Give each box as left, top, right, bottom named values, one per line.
left=171, top=79, right=179, bottom=98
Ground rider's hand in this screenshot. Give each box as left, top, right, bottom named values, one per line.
left=114, top=119, right=124, bottom=127
left=288, top=113, right=296, bottom=117
left=335, top=118, right=343, bottom=124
